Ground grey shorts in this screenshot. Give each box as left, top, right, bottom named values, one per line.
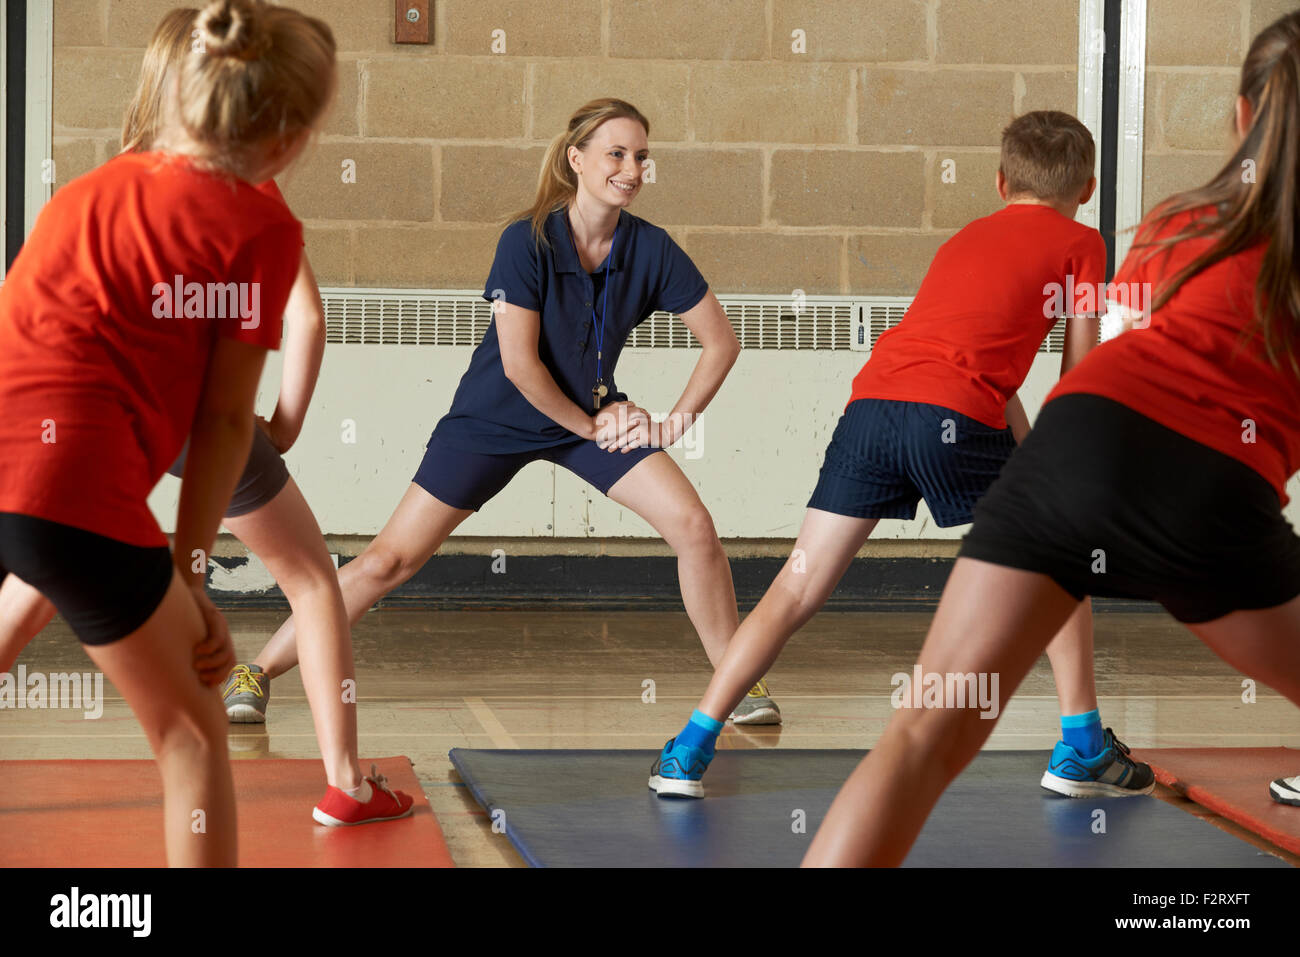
left=167, top=426, right=291, bottom=518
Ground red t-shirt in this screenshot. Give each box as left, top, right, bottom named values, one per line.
left=258, top=179, right=286, bottom=205
left=850, top=203, right=1107, bottom=428
left=1050, top=205, right=1300, bottom=505
left=0, top=151, right=301, bottom=546
left=257, top=179, right=304, bottom=249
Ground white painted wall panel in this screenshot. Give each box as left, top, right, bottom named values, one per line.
left=151, top=343, right=1300, bottom=542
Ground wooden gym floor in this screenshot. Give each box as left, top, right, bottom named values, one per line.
left=3, top=607, right=1298, bottom=866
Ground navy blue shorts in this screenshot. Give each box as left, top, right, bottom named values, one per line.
left=807, top=398, right=1016, bottom=527
left=414, top=431, right=663, bottom=511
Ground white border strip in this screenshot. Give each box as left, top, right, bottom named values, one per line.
left=1076, top=0, right=1106, bottom=229
left=24, top=0, right=53, bottom=238
left=1115, top=0, right=1148, bottom=267
left=2, top=7, right=8, bottom=280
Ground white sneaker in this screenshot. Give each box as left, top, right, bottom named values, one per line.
left=1269, top=775, right=1300, bottom=806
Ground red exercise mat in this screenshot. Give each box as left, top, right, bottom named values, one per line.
left=1139, top=747, right=1300, bottom=857
left=0, top=756, right=453, bottom=867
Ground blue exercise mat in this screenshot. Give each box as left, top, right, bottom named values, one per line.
left=448, top=748, right=1289, bottom=867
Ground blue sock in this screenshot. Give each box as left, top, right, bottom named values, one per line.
left=1061, top=709, right=1104, bottom=758
left=676, top=709, right=724, bottom=754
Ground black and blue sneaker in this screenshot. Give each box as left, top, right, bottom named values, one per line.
left=648, top=737, right=713, bottom=799
left=1040, top=728, right=1155, bottom=797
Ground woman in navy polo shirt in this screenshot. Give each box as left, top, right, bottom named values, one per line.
left=252, top=98, right=781, bottom=720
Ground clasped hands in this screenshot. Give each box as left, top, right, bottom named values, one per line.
left=593, top=401, right=689, bottom=453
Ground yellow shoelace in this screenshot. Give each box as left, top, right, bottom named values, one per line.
left=748, top=679, right=770, bottom=698
left=226, top=665, right=265, bottom=699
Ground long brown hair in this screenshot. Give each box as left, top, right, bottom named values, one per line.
left=120, top=7, right=199, bottom=154
left=174, top=0, right=336, bottom=178
left=512, top=98, right=650, bottom=245
left=1134, top=11, right=1300, bottom=373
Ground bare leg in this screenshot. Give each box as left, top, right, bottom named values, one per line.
left=695, top=508, right=878, bottom=718
left=803, top=558, right=1079, bottom=867
left=1185, top=594, right=1300, bottom=706
left=224, top=479, right=361, bottom=789
left=0, top=575, right=56, bottom=673
left=252, top=484, right=472, bottom=676
left=607, top=454, right=740, bottom=667
left=1045, top=599, right=1098, bottom=716
left=82, top=570, right=236, bottom=866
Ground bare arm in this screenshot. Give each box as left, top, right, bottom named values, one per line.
left=1006, top=313, right=1100, bottom=447
left=606, top=291, right=740, bottom=451
left=263, top=252, right=325, bottom=453
left=662, top=291, right=740, bottom=442
left=1005, top=394, right=1031, bottom=445
left=176, top=337, right=268, bottom=586
left=1003, top=314, right=1097, bottom=447
left=1061, top=313, right=1101, bottom=377
left=174, top=337, right=267, bottom=686
left=496, top=301, right=599, bottom=440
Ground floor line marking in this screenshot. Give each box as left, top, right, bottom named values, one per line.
left=462, top=697, right=519, bottom=748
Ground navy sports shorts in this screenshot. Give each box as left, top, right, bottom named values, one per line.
left=0, top=513, right=173, bottom=645
left=959, top=393, right=1300, bottom=623
left=413, top=430, right=663, bottom=511
left=807, top=398, right=1016, bottom=527
left=167, top=426, right=291, bottom=518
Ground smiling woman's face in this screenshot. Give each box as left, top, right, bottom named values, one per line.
left=569, top=117, right=650, bottom=211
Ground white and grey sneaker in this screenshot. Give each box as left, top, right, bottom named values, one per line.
left=222, top=663, right=270, bottom=723
left=730, top=678, right=781, bottom=726
left=1269, top=775, right=1300, bottom=806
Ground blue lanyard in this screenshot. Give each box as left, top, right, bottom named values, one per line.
left=593, top=225, right=618, bottom=387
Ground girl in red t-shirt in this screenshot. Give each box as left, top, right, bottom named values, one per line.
left=0, top=6, right=411, bottom=834
left=0, top=0, right=339, bottom=866
left=806, top=10, right=1300, bottom=866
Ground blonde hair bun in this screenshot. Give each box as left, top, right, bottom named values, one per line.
left=196, top=0, right=267, bottom=61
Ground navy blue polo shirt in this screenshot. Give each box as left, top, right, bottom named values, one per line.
left=432, top=208, right=709, bottom=452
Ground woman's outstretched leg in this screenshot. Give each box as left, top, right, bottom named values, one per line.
left=250, top=483, right=472, bottom=679
left=607, top=453, right=739, bottom=667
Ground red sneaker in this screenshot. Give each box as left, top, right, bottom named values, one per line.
left=313, top=764, right=415, bottom=826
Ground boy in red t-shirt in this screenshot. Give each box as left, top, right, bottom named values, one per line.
left=805, top=10, right=1300, bottom=865
left=651, top=111, right=1154, bottom=801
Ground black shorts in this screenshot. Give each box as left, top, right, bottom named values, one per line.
left=807, top=399, right=1016, bottom=527
left=959, top=394, right=1300, bottom=623
left=167, top=427, right=290, bottom=518
left=0, top=513, right=173, bottom=645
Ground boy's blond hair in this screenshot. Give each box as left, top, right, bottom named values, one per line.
left=999, top=110, right=1095, bottom=203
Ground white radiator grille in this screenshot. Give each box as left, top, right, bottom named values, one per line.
left=319, top=289, right=1068, bottom=353
left=324, top=295, right=490, bottom=347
